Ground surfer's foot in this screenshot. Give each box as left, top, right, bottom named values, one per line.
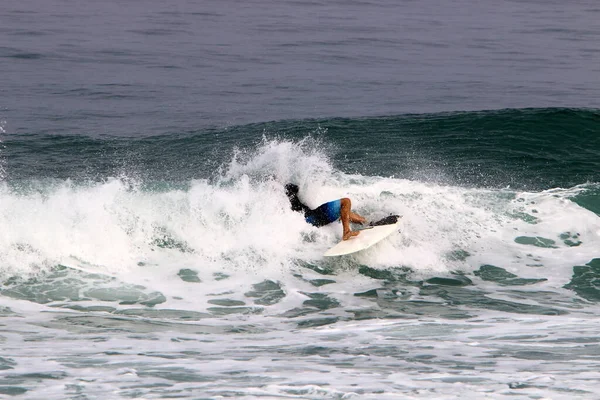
left=350, top=213, right=367, bottom=225
left=343, top=230, right=360, bottom=240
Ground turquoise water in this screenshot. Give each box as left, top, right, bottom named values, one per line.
left=1, top=0, right=600, bottom=398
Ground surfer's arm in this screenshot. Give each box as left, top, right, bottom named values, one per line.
left=289, top=195, right=312, bottom=215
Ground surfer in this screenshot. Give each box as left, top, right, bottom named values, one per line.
left=285, top=183, right=366, bottom=240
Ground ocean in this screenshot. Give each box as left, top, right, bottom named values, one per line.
left=1, top=0, right=600, bottom=399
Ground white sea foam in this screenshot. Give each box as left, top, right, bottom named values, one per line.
left=0, top=139, right=599, bottom=313
left=2, top=139, right=600, bottom=399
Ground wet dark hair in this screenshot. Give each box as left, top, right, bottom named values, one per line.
left=285, top=183, right=299, bottom=198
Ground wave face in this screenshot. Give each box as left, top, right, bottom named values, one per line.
left=2, top=108, right=600, bottom=398
left=4, top=108, right=600, bottom=188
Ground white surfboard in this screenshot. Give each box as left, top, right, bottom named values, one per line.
left=324, top=217, right=402, bottom=257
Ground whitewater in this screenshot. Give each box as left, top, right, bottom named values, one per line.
left=2, top=139, right=600, bottom=398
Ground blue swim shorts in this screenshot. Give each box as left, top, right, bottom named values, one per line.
left=305, top=199, right=342, bottom=227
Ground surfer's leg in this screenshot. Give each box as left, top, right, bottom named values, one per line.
left=340, top=198, right=360, bottom=240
